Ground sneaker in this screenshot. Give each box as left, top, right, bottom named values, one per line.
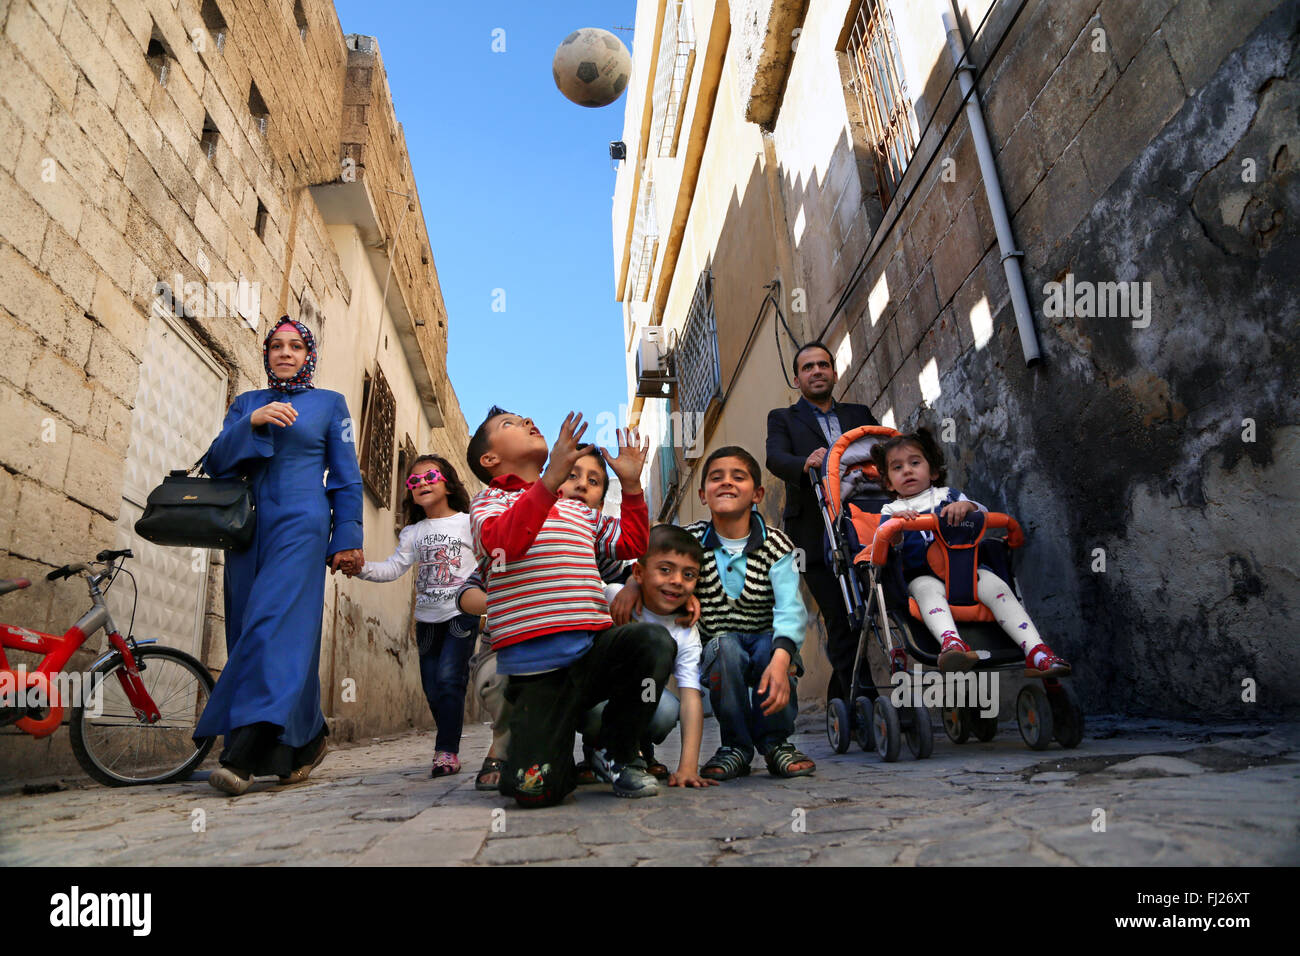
left=1024, top=643, right=1071, bottom=678
left=937, top=634, right=978, bottom=672
left=209, top=765, right=252, bottom=796
left=430, top=750, right=461, bottom=778
left=589, top=748, right=659, bottom=799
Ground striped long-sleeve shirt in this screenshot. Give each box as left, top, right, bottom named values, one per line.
left=469, top=473, right=648, bottom=648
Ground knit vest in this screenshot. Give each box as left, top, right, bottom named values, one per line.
left=683, top=517, right=795, bottom=637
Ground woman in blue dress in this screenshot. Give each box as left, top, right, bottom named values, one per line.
left=195, top=317, right=364, bottom=795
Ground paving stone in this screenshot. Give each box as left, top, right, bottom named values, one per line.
left=474, top=833, right=589, bottom=865
left=1104, top=756, right=1206, bottom=776
left=1, top=720, right=1297, bottom=866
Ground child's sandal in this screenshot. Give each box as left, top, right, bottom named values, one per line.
left=475, top=756, right=504, bottom=791
left=1024, top=644, right=1071, bottom=678
left=937, top=635, right=978, bottom=673
left=765, top=742, right=815, bottom=778
left=700, top=747, right=751, bottom=781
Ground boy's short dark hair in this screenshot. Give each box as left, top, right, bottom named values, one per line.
left=792, top=341, right=834, bottom=376
left=870, top=426, right=948, bottom=493
left=699, top=445, right=762, bottom=490
left=467, top=405, right=515, bottom=485
left=641, top=524, right=705, bottom=568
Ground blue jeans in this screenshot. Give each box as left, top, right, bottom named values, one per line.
left=701, top=631, right=798, bottom=762
left=415, top=614, right=477, bottom=753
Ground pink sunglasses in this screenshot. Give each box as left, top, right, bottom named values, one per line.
left=405, top=469, right=445, bottom=490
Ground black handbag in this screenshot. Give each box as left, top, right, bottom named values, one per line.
left=134, top=455, right=257, bottom=551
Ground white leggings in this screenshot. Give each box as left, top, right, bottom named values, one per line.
left=907, top=570, right=1041, bottom=654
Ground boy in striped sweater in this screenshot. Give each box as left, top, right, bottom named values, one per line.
left=467, top=406, right=676, bottom=806
left=614, top=445, right=814, bottom=780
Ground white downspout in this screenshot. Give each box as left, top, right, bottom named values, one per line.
left=941, top=6, right=1041, bottom=365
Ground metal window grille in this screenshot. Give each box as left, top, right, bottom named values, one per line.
left=651, top=0, right=696, bottom=158
left=845, top=0, right=917, bottom=208
left=674, top=269, right=720, bottom=437
left=628, top=173, right=658, bottom=302
left=359, top=364, right=397, bottom=508
left=393, top=435, right=417, bottom=536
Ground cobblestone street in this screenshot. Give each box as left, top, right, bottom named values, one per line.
left=3, top=713, right=1297, bottom=867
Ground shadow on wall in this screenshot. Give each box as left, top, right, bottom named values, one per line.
left=769, top=0, right=1299, bottom=718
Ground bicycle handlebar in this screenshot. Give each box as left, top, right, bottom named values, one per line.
left=45, top=550, right=132, bottom=582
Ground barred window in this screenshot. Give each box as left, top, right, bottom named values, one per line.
left=359, top=365, right=396, bottom=508
left=844, top=0, right=917, bottom=208
left=393, top=434, right=417, bottom=535
left=628, top=172, right=658, bottom=302
left=674, top=269, right=720, bottom=442
left=651, top=0, right=696, bottom=158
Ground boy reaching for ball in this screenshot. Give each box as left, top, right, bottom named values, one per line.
left=466, top=407, right=675, bottom=806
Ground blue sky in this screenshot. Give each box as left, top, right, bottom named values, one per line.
left=333, top=1, right=639, bottom=455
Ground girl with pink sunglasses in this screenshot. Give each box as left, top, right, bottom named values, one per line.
left=353, top=455, right=485, bottom=777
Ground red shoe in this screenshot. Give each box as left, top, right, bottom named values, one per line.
left=938, top=634, right=978, bottom=672
left=1024, top=644, right=1071, bottom=678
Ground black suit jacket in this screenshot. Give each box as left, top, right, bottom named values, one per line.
left=766, top=398, right=879, bottom=564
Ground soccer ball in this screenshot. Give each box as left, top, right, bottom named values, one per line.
left=552, top=28, right=632, bottom=108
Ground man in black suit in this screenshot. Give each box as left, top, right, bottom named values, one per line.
left=766, top=342, right=879, bottom=705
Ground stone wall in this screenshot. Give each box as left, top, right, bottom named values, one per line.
left=0, top=0, right=474, bottom=779
left=763, top=0, right=1299, bottom=717
left=618, top=0, right=1297, bottom=718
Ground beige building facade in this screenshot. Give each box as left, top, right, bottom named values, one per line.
left=614, top=0, right=1298, bottom=716
left=0, top=0, right=476, bottom=780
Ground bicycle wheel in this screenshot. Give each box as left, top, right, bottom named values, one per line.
left=70, top=645, right=216, bottom=786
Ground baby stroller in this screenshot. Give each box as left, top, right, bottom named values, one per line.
left=812, top=426, right=1084, bottom=761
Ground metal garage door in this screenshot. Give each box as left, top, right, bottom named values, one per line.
left=105, top=307, right=228, bottom=660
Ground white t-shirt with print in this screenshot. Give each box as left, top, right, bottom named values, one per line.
left=603, top=583, right=702, bottom=692
left=359, top=513, right=477, bottom=623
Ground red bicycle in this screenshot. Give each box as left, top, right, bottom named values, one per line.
left=0, top=549, right=215, bottom=786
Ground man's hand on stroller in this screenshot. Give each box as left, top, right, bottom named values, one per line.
left=803, top=447, right=828, bottom=472
left=758, top=648, right=793, bottom=715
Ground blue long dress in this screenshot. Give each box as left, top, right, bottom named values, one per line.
left=193, top=387, right=363, bottom=755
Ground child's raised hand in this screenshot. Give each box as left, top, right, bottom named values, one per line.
left=940, top=500, right=976, bottom=523
left=601, top=427, right=649, bottom=494
left=541, top=412, right=590, bottom=493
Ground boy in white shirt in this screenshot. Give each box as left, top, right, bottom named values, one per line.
left=601, top=524, right=715, bottom=788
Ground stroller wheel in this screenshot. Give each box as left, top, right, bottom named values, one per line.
left=853, top=696, right=875, bottom=751
left=872, top=697, right=902, bottom=762
left=1047, top=681, right=1085, bottom=748
left=904, top=706, right=934, bottom=759
left=1016, top=684, right=1055, bottom=751
left=826, top=698, right=852, bottom=754
left=942, top=706, right=970, bottom=744
left=969, top=707, right=999, bottom=742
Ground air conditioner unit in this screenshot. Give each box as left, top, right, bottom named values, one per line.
left=635, top=326, right=676, bottom=398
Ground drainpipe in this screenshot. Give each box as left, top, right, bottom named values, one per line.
left=941, top=6, right=1040, bottom=365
